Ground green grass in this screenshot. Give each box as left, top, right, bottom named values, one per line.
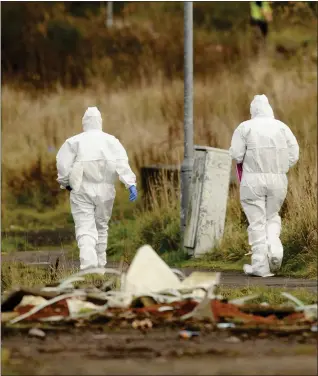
left=2, top=181, right=141, bottom=232
left=1, top=262, right=69, bottom=292
left=3, top=187, right=317, bottom=280
left=217, top=286, right=317, bottom=306
left=5, top=184, right=316, bottom=280
left=1, top=262, right=115, bottom=296
left=105, top=189, right=316, bottom=279
left=1, top=205, right=73, bottom=232
left=180, top=258, right=245, bottom=272
left=105, top=198, right=181, bottom=263
left=1, top=260, right=316, bottom=307
left=1, top=237, right=35, bottom=254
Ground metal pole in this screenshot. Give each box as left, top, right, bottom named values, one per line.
left=181, top=2, right=194, bottom=236
left=106, top=1, right=113, bottom=28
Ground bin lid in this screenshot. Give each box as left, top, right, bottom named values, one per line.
left=194, top=145, right=230, bottom=154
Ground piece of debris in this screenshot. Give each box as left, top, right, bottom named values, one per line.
left=217, top=323, right=236, bottom=329
left=181, top=295, right=215, bottom=321
left=225, top=336, right=241, bottom=343
left=179, top=330, right=200, bottom=339
left=229, top=294, right=259, bottom=305
left=157, top=306, right=174, bottom=312
left=122, top=245, right=182, bottom=294
left=1, top=312, right=19, bottom=323
left=132, top=319, right=153, bottom=330
left=66, top=298, right=102, bottom=318
left=1, top=245, right=316, bottom=337
left=19, top=295, right=48, bottom=307
left=28, top=328, right=46, bottom=338
left=179, top=271, right=220, bottom=297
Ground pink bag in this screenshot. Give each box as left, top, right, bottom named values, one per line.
left=236, top=163, right=243, bottom=182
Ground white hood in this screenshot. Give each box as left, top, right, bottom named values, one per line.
left=82, top=107, right=102, bottom=132
left=250, top=95, right=274, bottom=119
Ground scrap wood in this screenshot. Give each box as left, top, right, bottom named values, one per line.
left=3, top=289, right=316, bottom=329
left=14, top=299, right=70, bottom=320
left=238, top=304, right=298, bottom=319
left=1, top=288, right=59, bottom=312
left=132, top=300, right=198, bottom=317
left=1, top=312, right=19, bottom=323
left=3, top=296, right=317, bottom=332
left=1, top=245, right=317, bottom=333
left=211, top=300, right=306, bottom=325
left=9, top=292, right=85, bottom=324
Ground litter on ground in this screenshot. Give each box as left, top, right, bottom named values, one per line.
left=1, top=245, right=317, bottom=335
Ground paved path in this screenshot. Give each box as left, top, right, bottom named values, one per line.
left=2, top=250, right=317, bottom=291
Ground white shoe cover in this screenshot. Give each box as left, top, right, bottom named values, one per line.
left=243, top=263, right=274, bottom=278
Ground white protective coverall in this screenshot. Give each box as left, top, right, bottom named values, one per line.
left=56, top=107, right=136, bottom=270
left=230, top=95, right=299, bottom=277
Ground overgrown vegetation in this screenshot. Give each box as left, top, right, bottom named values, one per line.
left=1, top=261, right=73, bottom=292
left=1, top=2, right=317, bottom=279
left=2, top=2, right=316, bottom=89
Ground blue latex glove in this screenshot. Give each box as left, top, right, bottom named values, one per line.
left=129, top=185, right=137, bottom=202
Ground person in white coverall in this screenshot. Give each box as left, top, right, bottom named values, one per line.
left=56, top=107, right=137, bottom=270
left=230, top=95, right=299, bottom=277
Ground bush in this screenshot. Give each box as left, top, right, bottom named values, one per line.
left=108, top=203, right=181, bottom=262
left=4, top=157, right=60, bottom=210
left=193, top=2, right=250, bottom=31
left=1, top=2, right=255, bottom=89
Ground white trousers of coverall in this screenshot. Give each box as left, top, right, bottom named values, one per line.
left=240, top=173, right=287, bottom=277
left=70, top=183, right=115, bottom=270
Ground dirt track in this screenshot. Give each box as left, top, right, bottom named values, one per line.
left=3, top=250, right=318, bottom=291
left=2, top=327, right=317, bottom=376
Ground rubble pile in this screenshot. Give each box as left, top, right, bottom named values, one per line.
left=2, top=246, right=317, bottom=335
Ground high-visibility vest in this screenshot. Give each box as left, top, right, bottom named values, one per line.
left=250, top=1, right=272, bottom=22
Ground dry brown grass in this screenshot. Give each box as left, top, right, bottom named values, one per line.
left=2, top=54, right=317, bottom=276
left=3, top=55, right=316, bottom=165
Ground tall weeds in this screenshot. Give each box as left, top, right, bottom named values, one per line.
left=2, top=53, right=317, bottom=276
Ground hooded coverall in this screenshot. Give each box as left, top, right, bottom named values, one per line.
left=56, top=107, right=136, bottom=270
left=230, top=95, right=299, bottom=277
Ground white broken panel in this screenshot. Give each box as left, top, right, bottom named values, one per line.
left=180, top=272, right=221, bottom=291
left=184, top=146, right=232, bottom=258
left=122, top=245, right=222, bottom=299
left=123, top=245, right=181, bottom=295
left=179, top=271, right=221, bottom=299
left=184, top=150, right=206, bottom=249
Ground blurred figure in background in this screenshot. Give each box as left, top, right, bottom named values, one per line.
left=56, top=107, right=137, bottom=270
left=230, top=95, right=299, bottom=277
left=250, top=1, right=273, bottom=40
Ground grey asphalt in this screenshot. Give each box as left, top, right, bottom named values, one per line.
left=2, top=249, right=317, bottom=292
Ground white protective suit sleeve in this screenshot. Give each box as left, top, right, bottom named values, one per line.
left=56, top=140, right=77, bottom=188
left=229, top=124, right=246, bottom=163
left=114, top=138, right=137, bottom=188
left=284, top=125, right=299, bottom=168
